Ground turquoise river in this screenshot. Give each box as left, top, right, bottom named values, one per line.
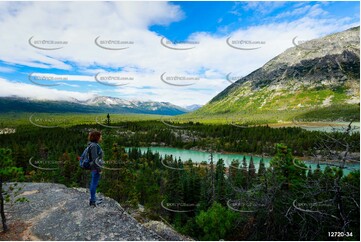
left=126, top=147, right=359, bottom=176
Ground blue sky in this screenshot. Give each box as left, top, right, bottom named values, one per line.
left=0, top=1, right=359, bottom=106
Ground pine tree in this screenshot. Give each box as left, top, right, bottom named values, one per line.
left=270, top=144, right=307, bottom=190
left=209, top=153, right=215, bottom=203
left=248, top=156, right=256, bottom=178
left=215, top=159, right=226, bottom=204
left=106, top=113, right=111, bottom=126
left=241, top=156, right=248, bottom=189
left=258, top=157, right=266, bottom=177
left=228, top=159, right=242, bottom=189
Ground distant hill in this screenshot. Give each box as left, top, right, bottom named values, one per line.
left=183, top=104, right=202, bottom=111
left=0, top=96, right=187, bottom=115
left=192, top=26, right=360, bottom=122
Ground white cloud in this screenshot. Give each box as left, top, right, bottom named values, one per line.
left=29, top=73, right=94, bottom=82
left=241, top=1, right=287, bottom=15
left=0, top=78, right=96, bottom=101
left=275, top=5, right=312, bottom=19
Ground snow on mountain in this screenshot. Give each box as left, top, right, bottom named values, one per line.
left=0, top=95, right=189, bottom=115
left=184, top=104, right=202, bottom=111
left=84, top=96, right=134, bottom=107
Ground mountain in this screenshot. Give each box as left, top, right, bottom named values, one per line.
left=0, top=96, right=187, bottom=115
left=192, top=26, right=360, bottom=122
left=183, top=104, right=202, bottom=111
left=82, top=96, right=136, bottom=107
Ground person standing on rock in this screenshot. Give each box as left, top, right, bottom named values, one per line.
left=88, top=130, right=104, bottom=207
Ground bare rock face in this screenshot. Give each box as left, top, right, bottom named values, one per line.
left=5, top=183, right=186, bottom=241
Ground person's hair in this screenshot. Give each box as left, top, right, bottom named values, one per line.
left=88, top=130, right=102, bottom=142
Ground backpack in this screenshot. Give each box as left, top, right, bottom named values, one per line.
left=79, top=143, right=100, bottom=170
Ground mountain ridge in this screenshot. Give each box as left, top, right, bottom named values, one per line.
left=193, top=26, right=360, bottom=121
left=0, top=96, right=189, bottom=116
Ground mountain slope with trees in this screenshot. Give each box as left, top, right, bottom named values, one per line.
left=192, top=26, right=360, bottom=121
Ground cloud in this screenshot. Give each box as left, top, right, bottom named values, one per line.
left=29, top=73, right=94, bottom=82
left=0, top=78, right=96, bottom=101
left=241, top=1, right=287, bottom=15
left=275, top=5, right=312, bottom=19
left=0, top=2, right=184, bottom=70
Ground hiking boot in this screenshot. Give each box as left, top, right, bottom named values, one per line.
left=89, top=201, right=96, bottom=207
left=95, top=198, right=103, bottom=205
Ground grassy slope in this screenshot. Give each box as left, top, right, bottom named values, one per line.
left=186, top=81, right=359, bottom=124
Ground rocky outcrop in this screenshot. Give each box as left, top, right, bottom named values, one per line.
left=4, top=183, right=187, bottom=241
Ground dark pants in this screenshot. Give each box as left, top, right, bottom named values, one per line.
left=90, top=170, right=100, bottom=202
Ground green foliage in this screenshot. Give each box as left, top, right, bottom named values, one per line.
left=270, top=144, right=307, bottom=190
left=295, top=104, right=360, bottom=121
left=98, top=143, right=139, bottom=208
left=2, top=183, right=28, bottom=205
left=215, top=159, right=226, bottom=204
left=195, top=202, right=238, bottom=240
left=0, top=149, right=23, bottom=181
